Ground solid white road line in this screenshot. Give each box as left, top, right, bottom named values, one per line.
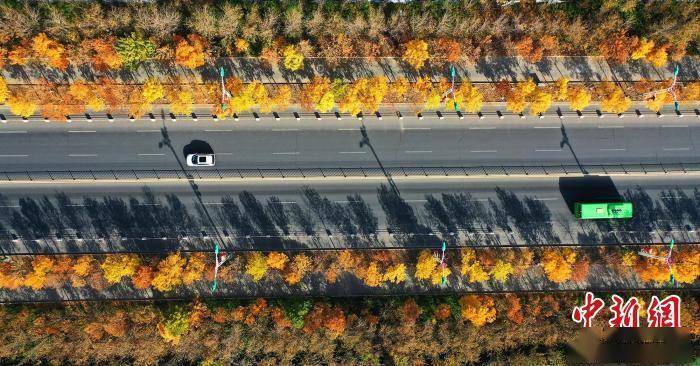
left=405, top=150, right=432, bottom=153
left=137, top=153, right=165, bottom=156
left=0, top=131, right=27, bottom=134
left=272, top=152, right=299, bottom=155
left=663, top=147, right=690, bottom=151
left=533, top=126, right=560, bottom=129
left=137, top=130, right=160, bottom=133
left=271, top=128, right=299, bottom=132
left=68, top=130, right=96, bottom=133
left=68, top=154, right=97, bottom=157
left=661, top=125, right=688, bottom=128
left=338, top=151, right=367, bottom=154
left=403, top=127, right=431, bottom=130
left=337, top=128, right=359, bottom=131
left=535, top=149, right=562, bottom=152
left=204, top=129, right=233, bottom=132
left=600, top=148, right=627, bottom=151
left=0, top=154, right=28, bottom=157
left=469, top=127, right=496, bottom=130
left=470, top=150, right=497, bottom=153
left=598, top=125, right=624, bottom=128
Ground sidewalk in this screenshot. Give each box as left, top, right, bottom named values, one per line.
left=2, top=56, right=699, bottom=85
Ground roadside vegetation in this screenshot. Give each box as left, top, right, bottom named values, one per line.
left=1, top=246, right=697, bottom=296
left=0, top=292, right=697, bottom=364
left=0, top=1, right=696, bottom=70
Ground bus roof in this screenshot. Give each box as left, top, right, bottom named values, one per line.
left=578, top=202, right=633, bottom=219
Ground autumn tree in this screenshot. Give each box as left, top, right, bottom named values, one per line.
left=282, top=44, right=304, bottom=71
left=541, top=248, right=577, bottom=283
left=7, top=93, right=37, bottom=117
left=270, top=85, right=292, bottom=111
left=599, top=82, right=631, bottom=114
left=461, top=248, right=489, bottom=283
left=460, top=295, right=497, bottom=327
left=646, top=44, right=669, bottom=68
left=402, top=39, right=429, bottom=70
left=24, top=256, right=55, bottom=290
left=566, top=85, right=592, bottom=111
left=0, top=77, right=8, bottom=103
left=245, top=252, right=268, bottom=281
left=453, top=81, right=483, bottom=113
left=672, top=247, right=699, bottom=284
left=175, top=34, right=207, bottom=69
left=514, top=35, right=544, bottom=63
left=554, top=77, right=569, bottom=101
left=100, top=254, right=141, bottom=284
left=266, top=252, right=289, bottom=271
left=151, top=253, right=186, bottom=291
left=133, top=265, right=154, bottom=289
left=32, top=33, right=68, bottom=70
left=645, top=91, right=673, bottom=112
left=338, top=76, right=388, bottom=116
left=599, top=32, right=637, bottom=64
left=170, top=89, right=194, bottom=115
left=529, top=88, right=553, bottom=115
left=363, top=261, right=383, bottom=287
left=284, top=253, right=311, bottom=285
left=158, top=305, right=190, bottom=345
left=88, top=38, right=123, bottom=70
left=182, top=253, right=205, bottom=285
left=631, top=38, right=655, bottom=61
left=431, top=38, right=461, bottom=66
left=299, top=76, right=334, bottom=112
left=383, top=263, right=407, bottom=284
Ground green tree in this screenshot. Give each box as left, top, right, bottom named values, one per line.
left=116, top=33, right=156, bottom=69
left=278, top=299, right=313, bottom=329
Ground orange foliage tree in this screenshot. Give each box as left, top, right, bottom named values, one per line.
left=541, top=248, right=577, bottom=283
left=460, top=295, right=497, bottom=327
left=598, top=81, right=631, bottom=114
left=32, top=33, right=68, bottom=70
left=89, top=38, right=123, bottom=70
left=175, top=35, right=207, bottom=69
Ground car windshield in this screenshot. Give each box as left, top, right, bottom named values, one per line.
left=191, top=156, right=198, bottom=164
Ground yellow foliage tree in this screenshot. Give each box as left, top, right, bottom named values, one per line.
left=170, top=90, right=194, bottom=115
left=151, top=253, right=186, bottom=291
left=245, top=252, right=268, bottom=282
left=682, top=82, right=700, bottom=101
left=490, top=260, right=514, bottom=283
left=529, top=88, right=553, bottom=115
left=646, top=45, right=668, bottom=68
left=267, top=252, right=289, bottom=271
left=339, top=77, right=388, bottom=115
left=599, top=82, right=631, bottom=114
left=506, top=89, right=526, bottom=114
left=460, top=295, right=497, bottom=327
left=672, top=248, right=699, bottom=284
left=566, top=85, right=592, bottom=111
left=0, top=77, right=8, bottom=103
left=390, top=77, right=410, bottom=101
left=285, top=254, right=312, bottom=285
left=415, top=250, right=438, bottom=281
left=7, top=94, right=37, bottom=117
left=175, top=35, right=206, bottom=69
left=182, top=253, right=205, bottom=285
left=645, top=91, right=673, bottom=112
left=453, top=81, right=483, bottom=113
left=142, top=79, right=164, bottom=104
left=541, top=248, right=577, bottom=283
left=554, top=77, right=569, bottom=101
left=69, top=82, right=91, bottom=102
left=270, top=85, right=292, bottom=111
left=632, top=38, right=655, bottom=60
left=402, top=40, right=429, bottom=70
left=72, top=256, right=94, bottom=277
left=383, top=263, right=407, bottom=284
left=282, top=45, right=304, bottom=71
left=100, top=254, right=141, bottom=284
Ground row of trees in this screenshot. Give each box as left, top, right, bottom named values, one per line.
left=0, top=292, right=696, bottom=364
left=0, top=1, right=696, bottom=72
left=2, top=75, right=698, bottom=118
left=1, top=246, right=697, bottom=293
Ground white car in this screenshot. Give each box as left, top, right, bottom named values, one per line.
left=186, top=153, right=215, bottom=167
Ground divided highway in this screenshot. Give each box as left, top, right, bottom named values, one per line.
left=0, top=107, right=698, bottom=172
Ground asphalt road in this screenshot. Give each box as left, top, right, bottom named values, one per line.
left=0, top=105, right=699, bottom=172
left=1, top=175, right=699, bottom=253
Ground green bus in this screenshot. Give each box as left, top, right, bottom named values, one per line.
left=574, top=202, right=633, bottom=219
